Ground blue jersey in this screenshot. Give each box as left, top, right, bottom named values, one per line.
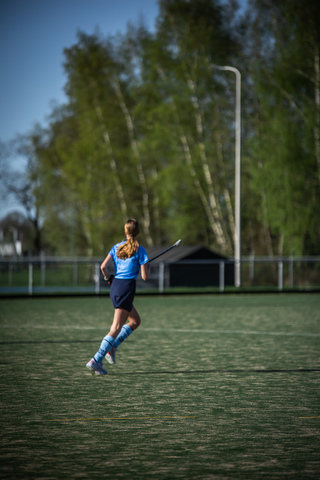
left=109, top=242, right=149, bottom=280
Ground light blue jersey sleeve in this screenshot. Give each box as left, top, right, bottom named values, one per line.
left=109, top=243, right=149, bottom=279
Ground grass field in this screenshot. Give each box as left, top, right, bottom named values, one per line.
left=0, top=294, right=319, bottom=479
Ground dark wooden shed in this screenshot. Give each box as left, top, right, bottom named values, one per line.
left=145, top=245, right=234, bottom=288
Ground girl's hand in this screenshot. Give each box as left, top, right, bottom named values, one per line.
left=104, top=274, right=114, bottom=285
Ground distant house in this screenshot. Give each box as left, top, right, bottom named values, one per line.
left=0, top=241, right=22, bottom=257
left=142, top=245, right=234, bottom=288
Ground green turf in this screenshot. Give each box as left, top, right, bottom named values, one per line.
left=0, top=294, right=319, bottom=479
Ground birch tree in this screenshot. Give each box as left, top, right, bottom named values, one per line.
left=145, top=0, right=240, bottom=253
left=246, top=0, right=320, bottom=254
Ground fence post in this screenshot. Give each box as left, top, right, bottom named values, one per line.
left=28, top=263, right=33, bottom=296
left=159, top=262, right=165, bottom=293
left=278, top=261, right=283, bottom=291
left=219, top=261, right=225, bottom=292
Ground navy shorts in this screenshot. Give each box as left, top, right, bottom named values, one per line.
left=110, top=278, right=136, bottom=312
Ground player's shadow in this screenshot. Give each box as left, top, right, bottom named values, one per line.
left=1, top=341, right=319, bottom=376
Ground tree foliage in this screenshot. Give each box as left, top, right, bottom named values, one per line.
left=246, top=0, right=320, bottom=255
left=2, top=0, right=319, bottom=256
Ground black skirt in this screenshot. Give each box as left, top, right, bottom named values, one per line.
left=110, top=278, right=136, bottom=312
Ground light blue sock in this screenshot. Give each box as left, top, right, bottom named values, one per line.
left=114, top=324, right=133, bottom=349
left=94, top=335, right=115, bottom=364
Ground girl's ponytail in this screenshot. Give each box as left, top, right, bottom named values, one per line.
left=117, top=219, right=140, bottom=259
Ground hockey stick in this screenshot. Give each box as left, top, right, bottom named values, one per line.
left=148, top=239, right=182, bottom=263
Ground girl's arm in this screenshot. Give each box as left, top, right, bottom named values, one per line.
left=140, top=262, right=150, bottom=281
left=101, top=254, right=112, bottom=280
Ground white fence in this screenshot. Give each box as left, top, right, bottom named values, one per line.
left=0, top=256, right=319, bottom=295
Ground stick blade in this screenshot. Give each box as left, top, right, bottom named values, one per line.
left=174, top=239, right=182, bottom=246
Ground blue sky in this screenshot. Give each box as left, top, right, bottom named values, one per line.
left=0, top=0, right=159, bottom=144
left=0, top=0, right=159, bottom=218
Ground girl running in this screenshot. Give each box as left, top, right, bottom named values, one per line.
left=86, top=218, right=150, bottom=375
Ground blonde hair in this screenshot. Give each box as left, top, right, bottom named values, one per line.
left=117, top=219, right=140, bottom=259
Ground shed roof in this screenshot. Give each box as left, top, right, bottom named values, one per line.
left=145, top=245, right=227, bottom=263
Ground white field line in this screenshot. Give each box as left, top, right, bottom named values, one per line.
left=0, top=325, right=101, bottom=329
left=0, top=325, right=319, bottom=337
left=144, top=328, right=320, bottom=337
left=50, top=415, right=197, bottom=422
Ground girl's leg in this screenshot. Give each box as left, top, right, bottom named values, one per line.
left=106, top=306, right=141, bottom=364
left=127, top=306, right=141, bottom=331
left=94, top=308, right=129, bottom=364
left=109, top=308, right=130, bottom=338
left=114, top=306, right=140, bottom=348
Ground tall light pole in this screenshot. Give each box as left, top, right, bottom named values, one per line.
left=213, top=65, right=241, bottom=287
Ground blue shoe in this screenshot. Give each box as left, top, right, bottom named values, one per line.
left=105, top=346, right=116, bottom=364
left=86, top=358, right=107, bottom=375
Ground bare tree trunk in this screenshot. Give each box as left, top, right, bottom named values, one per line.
left=186, top=76, right=231, bottom=251
left=156, top=65, right=230, bottom=251
left=77, top=197, right=93, bottom=256
left=213, top=124, right=235, bottom=251
left=278, top=231, right=284, bottom=256
left=224, top=188, right=235, bottom=241
left=165, top=14, right=231, bottom=252
left=179, top=130, right=223, bottom=242
left=114, top=80, right=153, bottom=246
left=150, top=168, right=162, bottom=244
left=261, top=191, right=274, bottom=257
